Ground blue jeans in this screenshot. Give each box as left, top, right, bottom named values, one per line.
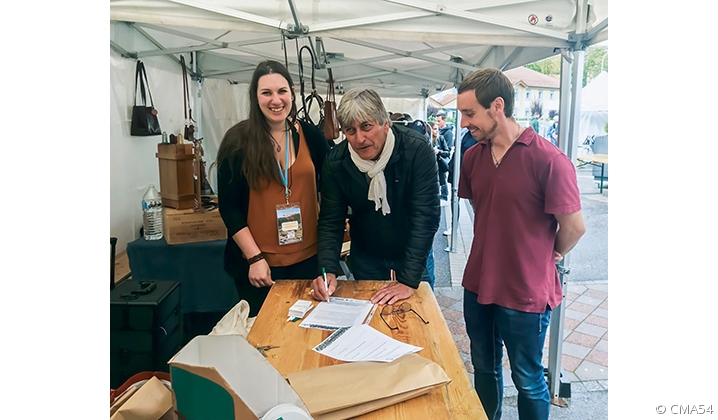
left=350, top=243, right=434, bottom=289
left=423, top=247, right=435, bottom=290
left=463, top=289, right=551, bottom=420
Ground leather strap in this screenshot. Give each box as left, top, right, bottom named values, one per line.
left=134, top=61, right=155, bottom=107
left=247, top=252, right=265, bottom=265
left=297, top=44, right=323, bottom=126
left=180, top=56, right=193, bottom=126
left=327, top=68, right=336, bottom=102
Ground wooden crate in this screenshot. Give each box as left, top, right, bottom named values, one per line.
left=163, top=207, right=227, bottom=245
left=156, top=143, right=195, bottom=210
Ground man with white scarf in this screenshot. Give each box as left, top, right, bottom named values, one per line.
left=310, top=88, right=440, bottom=305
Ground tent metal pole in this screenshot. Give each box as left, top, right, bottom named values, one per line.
left=566, top=50, right=585, bottom=165
left=446, top=86, right=461, bottom=254
left=547, top=52, right=574, bottom=400
left=548, top=0, right=588, bottom=400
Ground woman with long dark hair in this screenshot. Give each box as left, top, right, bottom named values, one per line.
left=216, top=60, right=330, bottom=317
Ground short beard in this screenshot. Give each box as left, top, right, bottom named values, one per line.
left=478, top=120, right=499, bottom=143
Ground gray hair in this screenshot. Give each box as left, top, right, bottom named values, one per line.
left=337, top=88, right=389, bottom=128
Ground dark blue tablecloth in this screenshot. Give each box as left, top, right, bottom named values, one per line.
left=126, top=237, right=239, bottom=314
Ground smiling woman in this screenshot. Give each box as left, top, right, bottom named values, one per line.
left=215, top=60, right=331, bottom=317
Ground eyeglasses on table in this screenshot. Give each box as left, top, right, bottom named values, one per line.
left=379, top=302, right=429, bottom=331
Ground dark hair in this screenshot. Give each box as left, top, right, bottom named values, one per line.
left=216, top=60, right=297, bottom=190
left=458, top=68, right=514, bottom=118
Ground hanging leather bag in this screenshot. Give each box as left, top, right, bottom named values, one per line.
left=130, top=60, right=162, bottom=136
left=323, top=68, right=341, bottom=140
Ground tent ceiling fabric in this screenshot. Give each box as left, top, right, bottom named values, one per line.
left=110, top=0, right=608, bottom=98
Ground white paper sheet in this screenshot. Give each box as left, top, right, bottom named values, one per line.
left=312, top=324, right=423, bottom=362
left=299, top=297, right=375, bottom=331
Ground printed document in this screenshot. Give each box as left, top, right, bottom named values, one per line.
left=299, top=297, right=375, bottom=331
left=313, top=324, right=423, bottom=362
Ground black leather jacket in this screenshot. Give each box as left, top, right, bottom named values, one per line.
left=317, top=123, right=440, bottom=288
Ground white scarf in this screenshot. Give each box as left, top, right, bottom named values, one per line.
left=348, top=127, right=395, bottom=215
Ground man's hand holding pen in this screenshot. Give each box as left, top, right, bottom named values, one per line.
left=311, top=272, right=337, bottom=301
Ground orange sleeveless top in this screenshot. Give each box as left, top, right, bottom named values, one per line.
left=247, top=125, right=318, bottom=267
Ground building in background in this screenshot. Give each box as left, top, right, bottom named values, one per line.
left=504, top=67, right=560, bottom=119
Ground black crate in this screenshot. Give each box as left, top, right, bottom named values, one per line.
left=110, top=279, right=181, bottom=388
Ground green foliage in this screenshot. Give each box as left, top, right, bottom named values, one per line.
left=526, top=56, right=560, bottom=76
left=525, top=46, right=608, bottom=87
left=583, top=46, right=608, bottom=86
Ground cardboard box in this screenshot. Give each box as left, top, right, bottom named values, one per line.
left=163, top=207, right=227, bottom=245
left=169, top=335, right=311, bottom=420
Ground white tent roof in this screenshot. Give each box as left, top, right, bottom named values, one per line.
left=110, top=0, right=608, bottom=98
left=582, top=70, right=608, bottom=111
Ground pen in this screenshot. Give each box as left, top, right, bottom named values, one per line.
left=322, top=267, right=329, bottom=296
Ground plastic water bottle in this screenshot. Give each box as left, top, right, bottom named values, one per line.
left=142, top=185, right=164, bottom=240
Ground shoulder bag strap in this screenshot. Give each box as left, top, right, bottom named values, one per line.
left=326, top=68, right=335, bottom=102
left=134, top=60, right=152, bottom=107
left=137, top=61, right=155, bottom=108
left=180, top=56, right=193, bottom=125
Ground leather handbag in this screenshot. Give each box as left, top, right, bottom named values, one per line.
left=130, top=60, right=162, bottom=136
left=323, top=68, right=341, bottom=140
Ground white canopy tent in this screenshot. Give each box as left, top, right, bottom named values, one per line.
left=111, top=0, right=607, bottom=98
left=110, top=0, right=608, bottom=398
left=578, top=70, right=608, bottom=149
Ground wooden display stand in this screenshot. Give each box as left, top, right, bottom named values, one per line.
left=156, top=143, right=195, bottom=209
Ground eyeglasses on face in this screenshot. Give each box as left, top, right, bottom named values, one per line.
left=379, top=302, right=429, bottom=331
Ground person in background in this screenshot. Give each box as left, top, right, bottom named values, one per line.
left=444, top=127, right=478, bottom=236
left=216, top=60, right=330, bottom=317
left=457, top=68, right=585, bottom=420
left=530, top=112, right=540, bottom=134
left=429, top=121, right=451, bottom=202
left=310, top=88, right=440, bottom=304
left=435, top=110, right=455, bottom=203
left=547, top=115, right=559, bottom=146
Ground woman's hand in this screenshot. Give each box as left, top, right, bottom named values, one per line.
left=248, top=259, right=274, bottom=288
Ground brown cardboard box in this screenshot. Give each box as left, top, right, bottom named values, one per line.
left=163, top=207, right=227, bottom=245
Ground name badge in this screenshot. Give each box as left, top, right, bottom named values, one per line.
left=276, top=203, right=303, bottom=245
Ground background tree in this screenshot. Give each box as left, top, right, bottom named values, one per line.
left=529, top=100, right=543, bottom=118
left=526, top=55, right=560, bottom=76
left=582, top=46, right=608, bottom=86
left=526, top=45, right=608, bottom=87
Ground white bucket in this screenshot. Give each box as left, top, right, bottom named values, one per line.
left=261, top=403, right=313, bottom=420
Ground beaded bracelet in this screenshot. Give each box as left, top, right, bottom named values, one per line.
left=247, top=252, right=265, bottom=265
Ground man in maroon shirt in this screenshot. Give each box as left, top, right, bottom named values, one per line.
left=456, top=68, right=586, bottom=420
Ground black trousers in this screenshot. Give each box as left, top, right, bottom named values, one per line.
left=232, top=254, right=319, bottom=317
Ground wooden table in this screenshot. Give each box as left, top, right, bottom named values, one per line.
left=113, top=250, right=131, bottom=286
left=246, top=280, right=486, bottom=419
left=577, top=153, right=608, bottom=193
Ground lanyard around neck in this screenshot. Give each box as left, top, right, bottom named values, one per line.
left=275, top=123, right=290, bottom=204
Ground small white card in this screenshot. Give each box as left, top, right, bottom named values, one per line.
left=288, top=299, right=314, bottom=320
